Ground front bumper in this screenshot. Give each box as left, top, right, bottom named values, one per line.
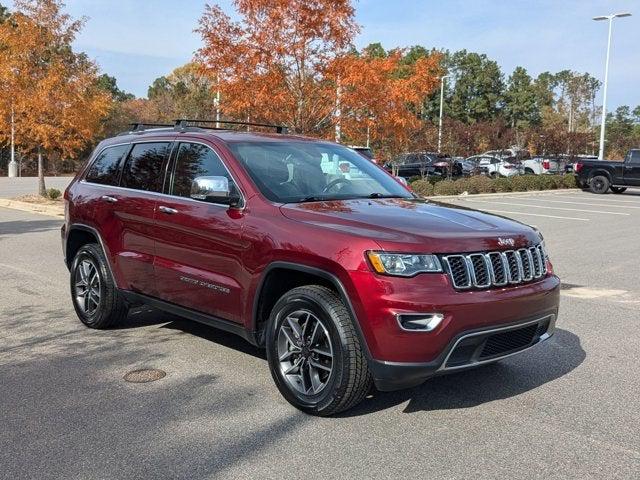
left=370, top=314, right=556, bottom=391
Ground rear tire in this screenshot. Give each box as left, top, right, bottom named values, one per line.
left=266, top=285, right=372, bottom=416
left=610, top=186, right=627, bottom=194
left=589, top=175, right=610, bottom=194
left=70, top=243, right=129, bottom=329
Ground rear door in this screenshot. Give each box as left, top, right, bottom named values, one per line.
left=153, top=141, right=246, bottom=323
left=113, top=141, right=172, bottom=295
left=623, top=150, right=640, bottom=186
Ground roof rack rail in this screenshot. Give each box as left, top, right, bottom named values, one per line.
left=129, top=122, right=174, bottom=132
left=174, top=119, right=288, bottom=134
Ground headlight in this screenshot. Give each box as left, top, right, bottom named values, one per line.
left=367, top=251, right=442, bottom=277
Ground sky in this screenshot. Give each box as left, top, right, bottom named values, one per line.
left=33, top=0, right=639, bottom=109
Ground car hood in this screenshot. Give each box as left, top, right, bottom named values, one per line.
left=280, top=198, right=540, bottom=253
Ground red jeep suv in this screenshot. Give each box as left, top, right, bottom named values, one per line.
left=62, top=120, right=560, bottom=415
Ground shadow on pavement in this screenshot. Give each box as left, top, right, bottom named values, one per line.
left=0, top=218, right=62, bottom=236
left=342, top=328, right=585, bottom=416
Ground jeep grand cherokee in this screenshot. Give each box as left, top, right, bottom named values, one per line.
left=61, top=120, right=560, bottom=415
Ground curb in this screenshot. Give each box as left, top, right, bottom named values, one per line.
left=0, top=198, right=64, bottom=218
left=426, top=188, right=581, bottom=201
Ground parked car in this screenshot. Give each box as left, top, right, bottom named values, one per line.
left=384, top=152, right=461, bottom=178
left=468, top=155, right=523, bottom=177
left=458, top=156, right=483, bottom=176
left=349, top=146, right=378, bottom=164
left=61, top=120, right=560, bottom=415
left=481, top=148, right=530, bottom=160
left=575, top=149, right=640, bottom=193
left=521, top=157, right=566, bottom=175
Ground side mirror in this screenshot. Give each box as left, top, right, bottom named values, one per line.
left=190, top=176, right=240, bottom=206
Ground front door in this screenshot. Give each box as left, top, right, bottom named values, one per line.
left=153, top=141, right=247, bottom=323
left=623, top=150, right=640, bottom=186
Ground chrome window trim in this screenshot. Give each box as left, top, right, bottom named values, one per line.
left=81, top=139, right=247, bottom=210
left=437, top=314, right=556, bottom=372
left=168, top=140, right=246, bottom=209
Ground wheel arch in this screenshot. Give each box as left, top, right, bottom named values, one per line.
left=588, top=169, right=613, bottom=182
left=251, top=262, right=372, bottom=360
left=66, top=224, right=119, bottom=288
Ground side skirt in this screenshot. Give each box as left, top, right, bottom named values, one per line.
left=120, top=290, right=258, bottom=346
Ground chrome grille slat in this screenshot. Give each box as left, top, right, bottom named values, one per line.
left=443, top=243, right=547, bottom=290
left=530, top=247, right=542, bottom=278
left=518, top=248, right=533, bottom=281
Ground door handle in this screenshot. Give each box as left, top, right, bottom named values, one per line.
left=101, top=195, right=117, bottom=203
left=158, top=205, right=178, bottom=215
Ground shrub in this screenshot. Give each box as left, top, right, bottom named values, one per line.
left=47, top=188, right=62, bottom=200
left=492, top=177, right=513, bottom=192
left=466, top=175, right=494, bottom=194
left=410, top=179, right=434, bottom=197
left=561, top=174, right=578, bottom=188
left=433, top=179, right=461, bottom=196
left=509, top=175, right=541, bottom=191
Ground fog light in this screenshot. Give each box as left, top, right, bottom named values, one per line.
left=397, top=313, right=444, bottom=332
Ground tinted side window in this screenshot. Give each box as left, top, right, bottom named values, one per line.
left=85, top=145, right=129, bottom=185
left=121, top=142, right=170, bottom=192
left=630, top=150, right=640, bottom=164
left=171, top=143, right=236, bottom=198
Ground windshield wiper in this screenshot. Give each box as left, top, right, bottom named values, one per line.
left=297, top=196, right=326, bottom=203
left=366, top=193, right=404, bottom=199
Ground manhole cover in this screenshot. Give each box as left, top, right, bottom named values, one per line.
left=123, top=369, right=166, bottom=383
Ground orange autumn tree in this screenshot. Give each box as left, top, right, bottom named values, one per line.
left=331, top=48, right=442, bottom=157
left=0, top=0, right=110, bottom=194
left=196, top=0, right=358, bottom=134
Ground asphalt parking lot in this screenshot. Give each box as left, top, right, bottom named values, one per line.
left=1, top=189, right=639, bottom=479
left=0, top=176, right=73, bottom=198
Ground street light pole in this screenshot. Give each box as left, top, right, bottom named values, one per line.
left=8, top=104, right=17, bottom=177
left=437, top=76, right=448, bottom=154
left=593, top=12, right=631, bottom=160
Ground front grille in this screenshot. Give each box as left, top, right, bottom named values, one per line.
left=443, top=244, right=547, bottom=290
left=480, top=323, right=538, bottom=358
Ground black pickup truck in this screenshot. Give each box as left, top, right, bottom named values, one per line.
left=575, top=149, right=640, bottom=194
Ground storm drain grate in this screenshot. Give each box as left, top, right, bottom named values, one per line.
left=123, top=369, right=166, bottom=383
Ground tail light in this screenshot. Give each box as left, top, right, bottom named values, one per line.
left=575, top=162, right=583, bottom=173
left=542, top=159, right=550, bottom=170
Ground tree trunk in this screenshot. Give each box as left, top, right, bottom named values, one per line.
left=38, top=148, right=46, bottom=197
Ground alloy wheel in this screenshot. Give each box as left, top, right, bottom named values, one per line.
left=74, top=259, right=101, bottom=316
left=277, top=310, right=333, bottom=396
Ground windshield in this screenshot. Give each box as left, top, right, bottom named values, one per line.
left=228, top=141, right=412, bottom=203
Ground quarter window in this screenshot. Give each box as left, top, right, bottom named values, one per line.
left=171, top=143, right=237, bottom=199
left=85, top=145, right=129, bottom=185
left=121, top=142, right=170, bottom=192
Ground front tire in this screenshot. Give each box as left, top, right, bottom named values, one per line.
left=266, top=285, right=372, bottom=416
left=70, top=243, right=129, bottom=328
left=589, top=175, right=610, bottom=194
left=610, top=186, right=627, bottom=194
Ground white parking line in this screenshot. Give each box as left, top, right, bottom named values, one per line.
left=519, top=198, right=640, bottom=209
left=464, top=199, right=630, bottom=216
left=561, top=194, right=640, bottom=204
left=477, top=209, right=590, bottom=221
